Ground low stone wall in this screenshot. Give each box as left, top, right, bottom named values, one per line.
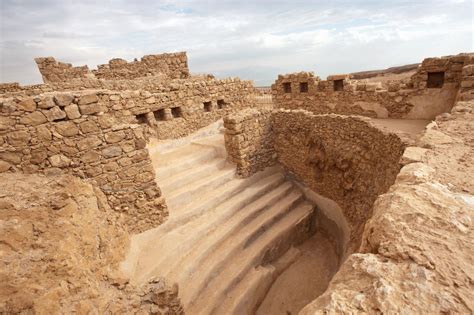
left=0, top=92, right=165, bottom=233
left=224, top=109, right=405, bottom=248
left=272, top=53, right=474, bottom=119
left=224, top=108, right=275, bottom=177
left=35, top=52, right=189, bottom=84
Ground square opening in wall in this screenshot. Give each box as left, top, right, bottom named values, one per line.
left=333, top=79, right=344, bottom=91
left=427, top=72, right=445, bottom=88
left=283, top=82, right=291, bottom=93
left=171, top=107, right=182, bottom=118
left=300, top=82, right=308, bottom=92
left=203, top=101, right=212, bottom=112
left=153, top=109, right=166, bottom=121
left=217, top=99, right=225, bottom=109
left=136, top=113, right=147, bottom=124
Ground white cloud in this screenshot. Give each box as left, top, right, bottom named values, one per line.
left=0, top=0, right=472, bottom=86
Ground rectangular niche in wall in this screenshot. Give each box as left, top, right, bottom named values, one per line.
left=153, top=109, right=166, bottom=121
left=203, top=101, right=212, bottom=112
left=171, top=107, right=182, bottom=118
left=300, top=82, right=308, bottom=92
left=427, top=72, right=445, bottom=88
left=283, top=82, right=291, bottom=93
left=136, top=113, right=148, bottom=124
left=333, top=79, right=344, bottom=91
left=217, top=99, right=226, bottom=109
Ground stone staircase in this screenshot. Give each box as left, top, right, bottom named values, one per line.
left=121, top=129, right=318, bottom=314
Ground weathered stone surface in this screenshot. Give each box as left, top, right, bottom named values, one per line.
left=18, top=98, right=37, bottom=112
left=7, top=130, right=30, bottom=146
left=54, top=94, right=74, bottom=107
left=78, top=93, right=99, bottom=105
left=55, top=121, right=79, bottom=137
left=102, top=145, right=122, bottom=158
left=79, top=120, right=99, bottom=133
left=105, top=131, right=126, bottom=143
left=38, top=96, right=55, bottom=109
left=79, top=103, right=102, bottom=115
left=49, top=154, right=71, bottom=167
left=0, top=160, right=11, bottom=172
left=20, top=111, right=47, bottom=126
left=44, top=106, right=67, bottom=121
left=64, top=104, right=81, bottom=119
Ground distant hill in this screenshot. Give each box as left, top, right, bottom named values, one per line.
left=350, top=63, right=420, bottom=80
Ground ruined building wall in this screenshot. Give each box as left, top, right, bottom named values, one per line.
left=0, top=76, right=257, bottom=232
left=34, top=52, right=189, bottom=84
left=0, top=91, right=166, bottom=233
left=92, top=52, right=189, bottom=80
left=224, top=109, right=405, bottom=247
left=224, top=108, right=275, bottom=177
left=272, top=110, right=405, bottom=247
left=272, top=53, right=473, bottom=119
left=301, top=99, right=474, bottom=315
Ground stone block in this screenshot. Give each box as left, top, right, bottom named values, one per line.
left=0, top=160, right=11, bottom=172
left=105, top=131, right=126, bottom=144
left=78, top=93, right=99, bottom=105
left=77, top=136, right=102, bottom=151
left=64, top=104, right=81, bottom=119
left=55, top=121, right=79, bottom=137
left=54, top=94, right=74, bottom=107
left=20, top=111, right=47, bottom=126
left=38, top=96, right=55, bottom=109
left=18, top=99, right=37, bottom=112
left=44, top=106, right=67, bottom=121
left=49, top=154, right=71, bottom=168
left=81, top=150, right=101, bottom=163
left=7, top=130, right=30, bottom=146
left=79, top=121, right=99, bottom=133
left=102, top=145, right=123, bottom=158
left=79, top=103, right=102, bottom=115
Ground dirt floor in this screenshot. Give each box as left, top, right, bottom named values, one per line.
left=257, top=231, right=339, bottom=315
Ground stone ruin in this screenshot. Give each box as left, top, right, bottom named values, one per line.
left=0, top=51, right=473, bottom=314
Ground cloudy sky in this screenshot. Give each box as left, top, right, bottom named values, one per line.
left=0, top=0, right=472, bottom=86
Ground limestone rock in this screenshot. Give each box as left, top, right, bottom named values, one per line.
left=44, top=106, right=67, bottom=121
left=64, top=104, right=81, bottom=119
left=20, top=111, right=47, bottom=126
left=55, top=121, right=79, bottom=137
left=78, top=93, right=99, bottom=105
left=18, top=99, right=37, bottom=112
left=49, top=154, right=71, bottom=167
left=54, top=94, right=74, bottom=107
left=0, top=160, right=11, bottom=172
left=102, top=146, right=122, bottom=158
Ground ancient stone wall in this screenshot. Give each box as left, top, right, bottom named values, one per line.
left=224, top=108, right=275, bottom=176
left=272, top=110, right=405, bottom=247
left=0, top=75, right=257, bottom=231
left=93, top=52, right=189, bottom=80
left=224, top=109, right=405, bottom=247
left=34, top=52, right=189, bottom=84
left=35, top=57, right=92, bottom=84
left=272, top=53, right=473, bottom=119
left=300, top=100, right=474, bottom=314
left=0, top=91, right=165, bottom=233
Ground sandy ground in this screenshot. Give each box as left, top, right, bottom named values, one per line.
left=257, top=232, right=339, bottom=315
